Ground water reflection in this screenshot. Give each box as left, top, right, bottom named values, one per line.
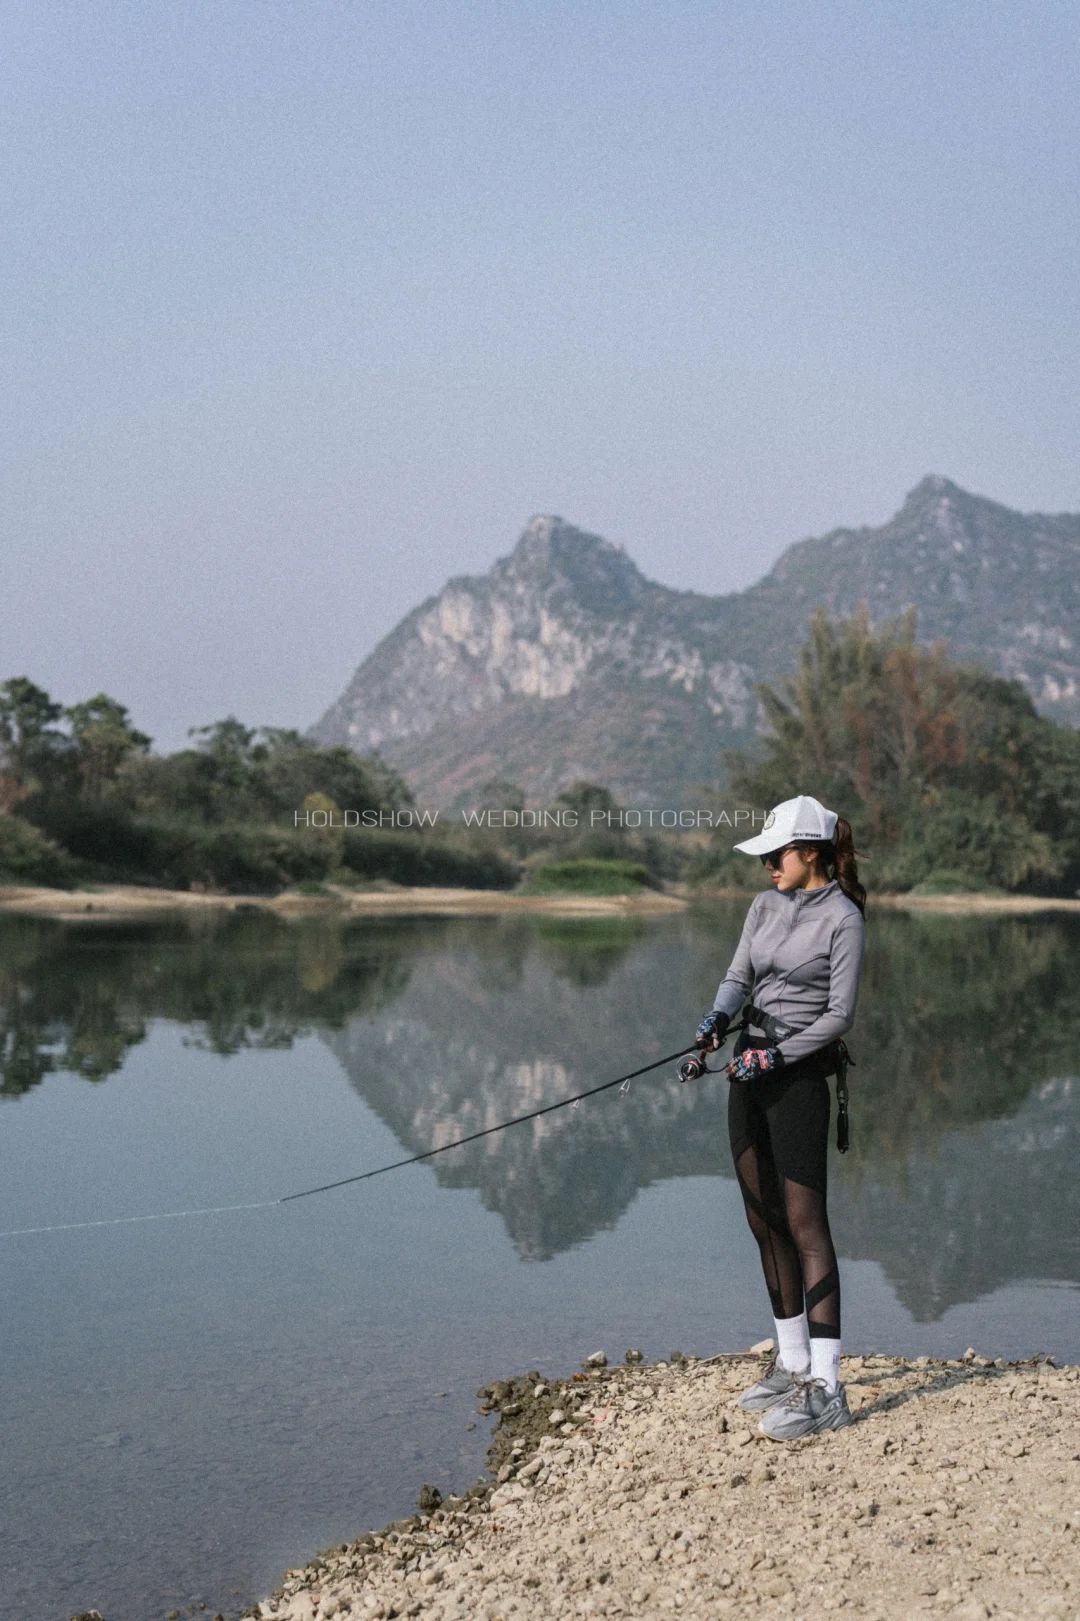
left=0, top=911, right=416, bottom=1090
left=830, top=1076, right=1080, bottom=1321
left=532, top=916, right=650, bottom=987
left=2, top=905, right=1079, bottom=1320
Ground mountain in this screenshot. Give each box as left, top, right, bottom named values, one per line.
left=313, top=514, right=758, bottom=804
left=313, top=477, right=1080, bottom=803
left=742, top=474, right=1080, bottom=714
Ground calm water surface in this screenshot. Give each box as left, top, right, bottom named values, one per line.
left=1, top=905, right=1078, bottom=1620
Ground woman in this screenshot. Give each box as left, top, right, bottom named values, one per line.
left=696, top=794, right=866, bottom=1440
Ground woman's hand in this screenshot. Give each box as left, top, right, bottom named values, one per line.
left=727, top=1047, right=783, bottom=1082
left=695, top=1010, right=731, bottom=1050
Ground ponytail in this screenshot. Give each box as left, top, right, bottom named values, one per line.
left=803, top=816, right=866, bottom=913
left=830, top=817, right=866, bottom=913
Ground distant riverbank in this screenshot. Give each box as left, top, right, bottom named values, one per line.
left=4, top=882, right=1080, bottom=922
left=0, top=882, right=687, bottom=920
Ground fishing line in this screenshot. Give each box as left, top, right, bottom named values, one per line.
left=0, top=1201, right=280, bottom=1240
left=0, top=1039, right=720, bottom=1240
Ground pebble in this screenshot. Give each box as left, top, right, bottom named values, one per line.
left=246, top=1351, right=1080, bottom=1621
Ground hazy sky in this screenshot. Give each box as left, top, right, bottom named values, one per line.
left=3, top=1, right=1079, bottom=750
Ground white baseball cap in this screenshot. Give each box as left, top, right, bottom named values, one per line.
left=733, top=794, right=839, bottom=856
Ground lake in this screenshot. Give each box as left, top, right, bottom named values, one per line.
left=1, top=903, right=1078, bottom=1621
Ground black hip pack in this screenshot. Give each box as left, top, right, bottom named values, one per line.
left=744, top=1003, right=854, bottom=1154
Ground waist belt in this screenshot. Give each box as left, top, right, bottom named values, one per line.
left=744, top=1004, right=853, bottom=1154
left=744, top=1003, right=796, bottom=1044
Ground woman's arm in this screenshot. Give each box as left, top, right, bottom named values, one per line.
left=775, top=914, right=865, bottom=1065
left=710, top=894, right=764, bottom=1019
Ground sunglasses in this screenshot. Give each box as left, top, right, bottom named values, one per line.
left=759, top=844, right=798, bottom=869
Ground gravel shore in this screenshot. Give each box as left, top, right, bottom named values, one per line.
left=250, top=1346, right=1080, bottom=1621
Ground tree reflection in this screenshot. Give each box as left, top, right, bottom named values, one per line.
left=0, top=912, right=420, bottom=1094
left=849, top=910, right=1080, bottom=1164
left=532, top=917, right=648, bottom=987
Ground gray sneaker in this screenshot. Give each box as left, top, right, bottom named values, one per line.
left=737, top=1358, right=803, bottom=1412
left=759, top=1377, right=853, bottom=1440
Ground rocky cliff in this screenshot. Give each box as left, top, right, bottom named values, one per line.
left=313, top=477, right=1080, bottom=803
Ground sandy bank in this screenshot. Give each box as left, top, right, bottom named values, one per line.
left=252, top=1349, right=1079, bottom=1621
left=870, top=893, right=1080, bottom=916
left=0, top=883, right=686, bottom=921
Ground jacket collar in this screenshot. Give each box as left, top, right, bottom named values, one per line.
left=776, top=879, right=838, bottom=907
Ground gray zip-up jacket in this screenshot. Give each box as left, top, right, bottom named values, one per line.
left=711, top=880, right=865, bottom=1065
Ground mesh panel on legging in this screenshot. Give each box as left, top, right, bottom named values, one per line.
left=782, top=1177, right=841, bottom=1338
left=734, top=1144, right=804, bottom=1320
left=734, top=1146, right=841, bottom=1337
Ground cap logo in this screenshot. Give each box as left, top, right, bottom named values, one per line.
left=763, top=811, right=776, bottom=830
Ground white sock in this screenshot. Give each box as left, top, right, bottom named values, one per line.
left=773, top=1312, right=810, bottom=1375
left=810, top=1337, right=842, bottom=1393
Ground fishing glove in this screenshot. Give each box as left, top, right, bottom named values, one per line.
left=695, top=1010, right=731, bottom=1050
left=726, top=1047, right=784, bottom=1082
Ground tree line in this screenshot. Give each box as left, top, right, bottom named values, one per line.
left=0, top=679, right=512, bottom=891
left=4, top=603, right=1080, bottom=896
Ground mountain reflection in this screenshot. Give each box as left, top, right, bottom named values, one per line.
left=2, top=905, right=1079, bottom=1318
left=320, top=906, right=1080, bottom=1314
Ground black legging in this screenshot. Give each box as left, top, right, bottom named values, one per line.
left=727, top=1059, right=840, bottom=1337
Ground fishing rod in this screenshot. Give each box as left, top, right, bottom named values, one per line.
left=280, top=1039, right=709, bottom=1203
left=0, top=1026, right=749, bottom=1240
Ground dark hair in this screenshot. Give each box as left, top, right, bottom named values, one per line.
left=797, top=817, right=866, bottom=914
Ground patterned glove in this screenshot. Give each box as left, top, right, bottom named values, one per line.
left=726, top=1047, right=784, bottom=1082
left=695, top=1010, right=731, bottom=1049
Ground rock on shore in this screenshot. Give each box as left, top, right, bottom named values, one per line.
left=252, top=1350, right=1080, bottom=1621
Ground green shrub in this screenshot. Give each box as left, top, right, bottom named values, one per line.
left=326, top=866, right=364, bottom=887
left=524, top=859, right=655, bottom=896
left=27, top=797, right=170, bottom=876
left=868, top=791, right=1061, bottom=894
left=20, top=798, right=519, bottom=893
left=341, top=828, right=517, bottom=889
left=684, top=845, right=771, bottom=892
left=185, top=826, right=329, bottom=892
left=907, top=869, right=1006, bottom=897
left=0, top=816, right=75, bottom=887
left=22, top=800, right=332, bottom=892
